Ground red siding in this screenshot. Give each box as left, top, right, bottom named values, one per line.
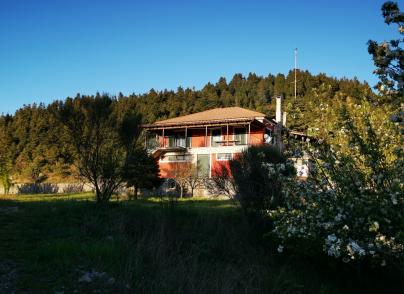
left=159, top=161, right=190, bottom=178
left=190, top=129, right=207, bottom=148
left=250, top=127, right=264, bottom=145
left=211, top=153, right=231, bottom=177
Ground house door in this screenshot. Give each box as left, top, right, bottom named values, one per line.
left=197, top=154, right=210, bottom=177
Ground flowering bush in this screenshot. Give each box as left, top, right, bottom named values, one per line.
left=268, top=104, right=403, bottom=269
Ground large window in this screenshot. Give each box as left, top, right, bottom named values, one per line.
left=197, top=154, right=210, bottom=177
left=234, top=127, right=247, bottom=145
left=211, top=129, right=222, bottom=147
left=168, top=134, right=191, bottom=148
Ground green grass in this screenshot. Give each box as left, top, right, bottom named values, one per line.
left=0, top=193, right=402, bottom=293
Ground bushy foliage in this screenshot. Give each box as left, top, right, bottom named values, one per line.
left=17, top=183, right=59, bottom=194
left=234, top=146, right=296, bottom=215
left=210, top=145, right=295, bottom=216
left=55, top=95, right=143, bottom=203
left=122, top=147, right=162, bottom=199
left=368, top=1, right=403, bottom=98
left=268, top=104, right=403, bottom=268
left=62, top=184, right=84, bottom=194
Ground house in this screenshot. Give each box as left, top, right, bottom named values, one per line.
left=142, top=97, right=285, bottom=185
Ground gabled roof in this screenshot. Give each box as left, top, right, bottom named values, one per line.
left=154, top=107, right=266, bottom=125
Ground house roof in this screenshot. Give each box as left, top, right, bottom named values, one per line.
left=150, top=107, right=267, bottom=127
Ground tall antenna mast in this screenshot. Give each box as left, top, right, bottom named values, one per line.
left=294, top=48, right=298, bottom=100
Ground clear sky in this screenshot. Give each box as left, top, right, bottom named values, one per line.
left=0, top=0, right=401, bottom=114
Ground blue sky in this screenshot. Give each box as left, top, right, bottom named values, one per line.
left=0, top=0, right=401, bottom=114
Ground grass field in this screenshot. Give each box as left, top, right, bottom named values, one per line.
left=0, top=193, right=402, bottom=293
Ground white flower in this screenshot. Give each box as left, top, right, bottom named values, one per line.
left=391, top=194, right=398, bottom=205
left=334, top=213, right=343, bottom=222
left=277, top=245, right=284, bottom=253
left=343, top=225, right=349, bottom=231
left=369, top=221, right=379, bottom=232
left=347, top=241, right=366, bottom=257
left=327, top=234, right=337, bottom=243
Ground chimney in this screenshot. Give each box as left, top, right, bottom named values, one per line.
left=275, top=95, right=282, bottom=123
left=282, top=111, right=287, bottom=127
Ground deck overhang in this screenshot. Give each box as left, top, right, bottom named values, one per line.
left=143, top=117, right=273, bottom=131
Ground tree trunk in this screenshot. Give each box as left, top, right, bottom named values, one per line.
left=134, top=185, right=138, bottom=200
left=95, top=184, right=101, bottom=203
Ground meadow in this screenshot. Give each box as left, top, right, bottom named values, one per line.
left=0, top=193, right=402, bottom=293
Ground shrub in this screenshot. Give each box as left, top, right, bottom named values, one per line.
left=209, top=145, right=296, bottom=218
left=17, top=183, right=59, bottom=194
left=62, top=184, right=84, bottom=194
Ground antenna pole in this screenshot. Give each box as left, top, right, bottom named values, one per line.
left=294, top=48, right=297, bottom=100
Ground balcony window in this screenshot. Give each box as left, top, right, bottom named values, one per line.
left=211, top=129, right=222, bottom=147
left=168, top=136, right=185, bottom=148
left=234, top=127, right=247, bottom=145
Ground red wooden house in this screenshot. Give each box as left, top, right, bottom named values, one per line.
left=142, top=106, right=281, bottom=180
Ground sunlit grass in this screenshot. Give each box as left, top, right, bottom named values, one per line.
left=0, top=192, right=94, bottom=202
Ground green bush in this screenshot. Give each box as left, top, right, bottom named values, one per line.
left=229, top=145, right=296, bottom=217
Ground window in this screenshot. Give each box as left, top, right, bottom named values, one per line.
left=234, top=127, right=247, bottom=145
left=167, top=134, right=192, bottom=148
left=160, top=154, right=191, bottom=162
left=211, top=129, right=222, bottom=147
left=197, top=154, right=210, bottom=177
left=146, top=134, right=158, bottom=150
left=168, top=136, right=186, bottom=148
left=217, top=153, right=232, bottom=161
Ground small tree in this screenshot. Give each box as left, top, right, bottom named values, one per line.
left=207, top=163, right=236, bottom=198
left=122, top=148, right=161, bottom=199
left=0, top=115, right=14, bottom=194
left=173, top=162, right=203, bottom=198
left=208, top=145, right=296, bottom=217
left=230, top=145, right=296, bottom=216
left=55, top=95, right=142, bottom=203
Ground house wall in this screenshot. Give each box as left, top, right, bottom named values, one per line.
left=211, top=152, right=233, bottom=176
left=190, top=129, right=207, bottom=148
left=250, top=128, right=264, bottom=145
left=157, top=145, right=249, bottom=179
left=153, top=124, right=267, bottom=179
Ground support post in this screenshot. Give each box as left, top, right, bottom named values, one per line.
left=185, top=127, right=188, bottom=148
left=226, top=124, right=229, bottom=146
left=205, top=126, right=208, bottom=147
left=162, top=128, right=165, bottom=148
left=248, top=123, right=251, bottom=145
left=144, top=131, right=147, bottom=149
